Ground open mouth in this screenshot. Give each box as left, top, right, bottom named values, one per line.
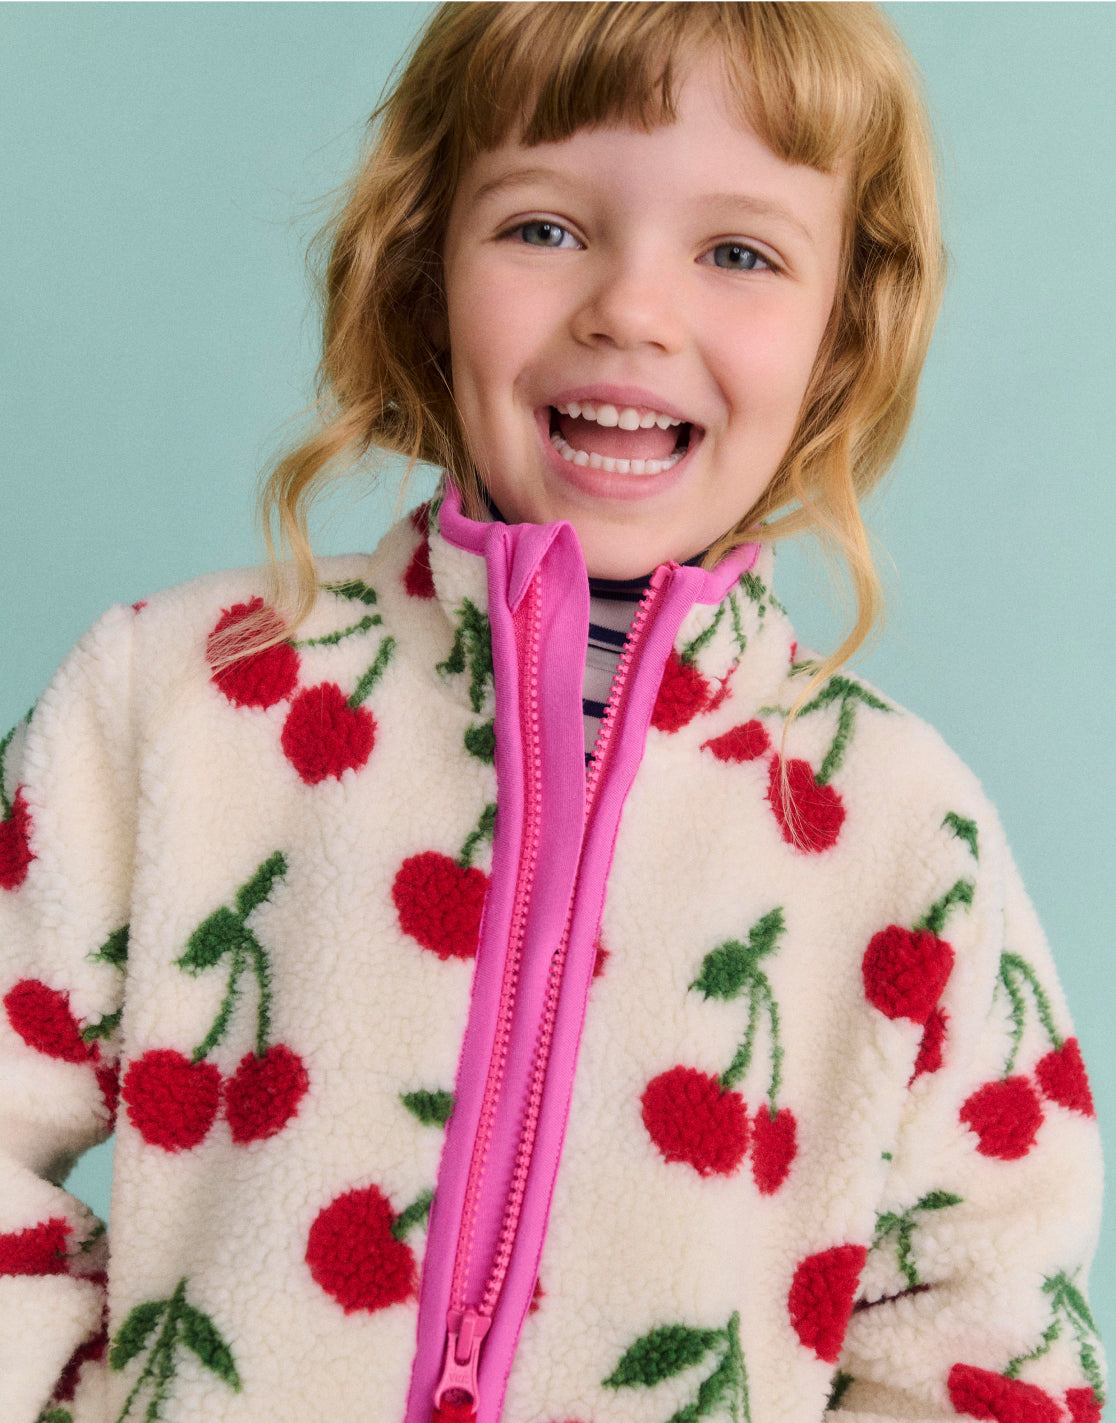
left=547, top=401, right=694, bottom=475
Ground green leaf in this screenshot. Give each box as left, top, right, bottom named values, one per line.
left=873, top=1211, right=904, bottom=1244
left=604, top=1325, right=721, bottom=1389
left=235, top=851, right=288, bottom=920
left=38, top=1412, right=73, bottom=1423
left=323, top=577, right=377, bottom=606
left=691, top=941, right=756, bottom=1000
left=177, top=908, right=249, bottom=973
left=748, top=908, right=784, bottom=957
left=914, top=1190, right=963, bottom=1213
left=463, top=719, right=496, bottom=764
left=110, top=1299, right=168, bottom=1370
left=740, top=572, right=766, bottom=604
left=178, top=1304, right=241, bottom=1390
left=401, top=1089, right=455, bottom=1127
left=826, top=1371, right=854, bottom=1411
left=1054, top=1276, right=1099, bottom=1336
left=943, top=813, right=979, bottom=859
left=81, top=1007, right=123, bottom=1042
left=92, top=925, right=129, bottom=969
left=692, top=1350, right=735, bottom=1419
left=391, top=1189, right=434, bottom=1241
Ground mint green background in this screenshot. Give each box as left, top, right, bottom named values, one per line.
left=2, top=1, right=1113, bottom=1352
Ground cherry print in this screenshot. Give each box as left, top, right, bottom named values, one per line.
left=947, top=1364, right=1063, bottom=1423
left=959, top=1077, right=1044, bottom=1160
left=0, top=1216, right=70, bottom=1275
left=701, top=720, right=771, bottom=763
left=862, top=926, right=955, bottom=1025
left=207, top=598, right=300, bottom=709
left=787, top=1244, right=867, bottom=1363
left=641, top=1066, right=749, bottom=1177
left=96, top=1063, right=120, bottom=1126
left=592, top=937, right=609, bottom=979
left=393, top=851, right=489, bottom=960
left=224, top=1044, right=309, bottom=1144
left=305, top=1185, right=417, bottom=1313
left=650, top=650, right=713, bottom=732
left=0, top=788, right=34, bottom=890
left=1034, top=1038, right=1095, bottom=1118
left=121, top=1049, right=221, bottom=1151
left=3, top=979, right=93, bottom=1063
left=911, top=1007, right=948, bottom=1080
left=1064, top=1388, right=1103, bottom=1423
left=767, top=757, right=845, bottom=853
left=404, top=535, right=436, bottom=599
left=281, top=683, right=376, bottom=784
left=751, top=1104, right=797, bottom=1195
left=53, top=1325, right=109, bottom=1402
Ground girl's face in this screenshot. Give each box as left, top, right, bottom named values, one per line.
left=442, top=56, right=848, bottom=578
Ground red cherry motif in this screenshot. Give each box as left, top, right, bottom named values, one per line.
left=959, top=1077, right=1044, bottom=1160
left=3, top=979, right=93, bottom=1063
left=0, top=1216, right=70, bottom=1275
left=947, top=1364, right=1063, bottom=1423
left=701, top=720, right=771, bottom=763
left=0, top=788, right=34, bottom=891
left=751, top=1104, right=797, bottom=1194
left=641, top=1066, right=749, bottom=1177
left=1064, top=1388, right=1103, bottom=1423
left=911, top=1007, right=948, bottom=1081
left=592, top=937, right=609, bottom=979
left=305, top=1185, right=417, bottom=1313
left=767, top=757, right=845, bottom=853
left=650, top=650, right=714, bottom=733
left=121, top=1049, right=221, bottom=1151
left=788, top=1244, right=867, bottom=1363
left=52, top=1325, right=109, bottom=1402
left=404, top=535, right=436, bottom=599
left=281, top=683, right=376, bottom=784
left=224, top=1044, right=309, bottom=1144
left=392, top=851, right=489, bottom=960
left=862, top=927, right=955, bottom=1025
left=96, top=1063, right=121, bottom=1126
left=1035, top=1038, right=1095, bottom=1118
left=207, top=598, right=300, bottom=709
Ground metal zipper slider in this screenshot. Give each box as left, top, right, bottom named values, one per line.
left=433, top=1306, right=491, bottom=1422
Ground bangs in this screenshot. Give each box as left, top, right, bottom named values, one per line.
left=438, top=2, right=906, bottom=176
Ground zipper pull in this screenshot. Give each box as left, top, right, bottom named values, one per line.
left=433, top=1306, right=491, bottom=1423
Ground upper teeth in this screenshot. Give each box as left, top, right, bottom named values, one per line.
left=555, top=401, right=682, bottom=430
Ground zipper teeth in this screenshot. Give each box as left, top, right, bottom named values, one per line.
left=479, top=567, right=674, bottom=1316
left=449, top=574, right=545, bottom=1314
left=584, top=571, right=669, bottom=811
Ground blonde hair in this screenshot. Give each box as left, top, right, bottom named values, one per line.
left=252, top=1, right=944, bottom=689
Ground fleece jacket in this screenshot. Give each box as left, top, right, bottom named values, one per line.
left=0, top=486, right=1104, bottom=1423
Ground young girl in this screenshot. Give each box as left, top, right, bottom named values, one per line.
left=0, top=6, right=1105, bottom=1423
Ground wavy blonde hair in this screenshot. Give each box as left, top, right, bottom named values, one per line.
left=249, top=1, right=944, bottom=690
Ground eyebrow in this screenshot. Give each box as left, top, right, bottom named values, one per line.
left=469, top=167, right=818, bottom=246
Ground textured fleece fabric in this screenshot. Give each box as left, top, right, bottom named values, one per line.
left=0, top=496, right=1105, bottom=1423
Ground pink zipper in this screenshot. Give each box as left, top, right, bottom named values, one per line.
left=431, top=564, right=675, bottom=1421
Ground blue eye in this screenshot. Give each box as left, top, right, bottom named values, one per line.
left=517, top=220, right=573, bottom=248
left=709, top=243, right=769, bottom=271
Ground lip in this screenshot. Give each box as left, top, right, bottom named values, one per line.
left=533, top=406, right=703, bottom=503
left=542, top=385, right=697, bottom=427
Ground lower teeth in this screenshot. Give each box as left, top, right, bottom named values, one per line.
left=549, top=432, right=683, bottom=475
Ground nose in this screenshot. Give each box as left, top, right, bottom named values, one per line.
left=569, top=248, right=686, bottom=354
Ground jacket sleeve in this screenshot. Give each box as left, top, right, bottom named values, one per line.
left=832, top=815, right=1105, bottom=1423
left=0, top=605, right=136, bottom=1421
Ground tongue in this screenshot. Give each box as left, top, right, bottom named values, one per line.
left=557, top=413, right=679, bottom=462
